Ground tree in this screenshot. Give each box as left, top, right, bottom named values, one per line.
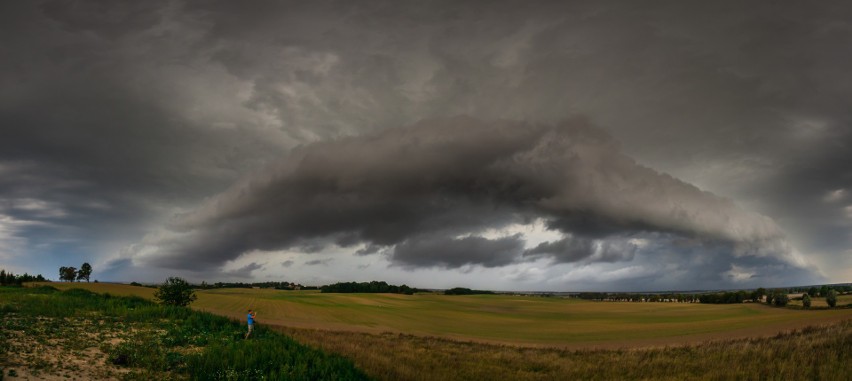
left=154, top=277, right=197, bottom=307
left=819, top=285, right=830, bottom=297
left=826, top=289, right=838, bottom=308
left=753, top=287, right=767, bottom=302
left=772, top=292, right=788, bottom=307
left=59, top=266, right=78, bottom=282
left=802, top=293, right=811, bottom=308
left=77, top=262, right=93, bottom=282
left=807, top=287, right=818, bottom=297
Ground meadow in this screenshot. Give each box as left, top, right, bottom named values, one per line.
left=0, top=286, right=367, bottom=380
left=19, top=282, right=852, bottom=380
left=46, top=283, right=851, bottom=347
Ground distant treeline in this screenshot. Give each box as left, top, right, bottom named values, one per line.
left=698, top=290, right=762, bottom=304
left=576, top=285, right=852, bottom=305
left=575, top=290, right=760, bottom=303
left=128, top=281, right=319, bottom=290
left=576, top=292, right=699, bottom=302
left=320, top=281, right=418, bottom=294
left=0, top=269, right=46, bottom=286
left=444, top=287, right=495, bottom=295
left=196, top=281, right=317, bottom=290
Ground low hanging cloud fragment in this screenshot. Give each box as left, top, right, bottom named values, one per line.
left=393, top=234, right=525, bottom=269
left=524, top=236, right=638, bottom=264
left=133, top=116, right=802, bottom=273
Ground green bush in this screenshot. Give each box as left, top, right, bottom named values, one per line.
left=826, top=289, right=838, bottom=308
left=154, top=277, right=198, bottom=307
left=772, top=292, right=789, bottom=307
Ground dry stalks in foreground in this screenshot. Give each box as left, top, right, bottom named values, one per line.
left=279, top=319, right=852, bottom=381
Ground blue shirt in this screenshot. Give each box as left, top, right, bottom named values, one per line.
left=247, top=313, right=254, bottom=325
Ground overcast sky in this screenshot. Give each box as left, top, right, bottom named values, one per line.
left=2, top=1, right=850, bottom=291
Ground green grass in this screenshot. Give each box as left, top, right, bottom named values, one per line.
left=1, top=286, right=368, bottom=380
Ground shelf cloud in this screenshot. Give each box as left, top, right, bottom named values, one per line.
left=134, top=117, right=805, bottom=276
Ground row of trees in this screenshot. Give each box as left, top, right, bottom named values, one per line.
left=196, top=281, right=315, bottom=290
left=804, top=285, right=848, bottom=298
left=58, top=263, right=93, bottom=282
left=699, top=289, right=767, bottom=304
left=576, top=284, right=847, bottom=307
left=320, top=281, right=418, bottom=294
left=577, top=292, right=702, bottom=302
left=793, top=290, right=839, bottom=308
left=444, top=287, right=494, bottom=295
left=0, top=269, right=46, bottom=286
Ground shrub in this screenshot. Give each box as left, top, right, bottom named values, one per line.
left=154, top=277, right=197, bottom=307
left=826, top=289, right=838, bottom=308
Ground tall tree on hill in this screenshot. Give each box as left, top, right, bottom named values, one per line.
left=77, top=262, right=93, bottom=282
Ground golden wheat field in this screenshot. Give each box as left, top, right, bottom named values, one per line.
left=39, top=282, right=852, bottom=348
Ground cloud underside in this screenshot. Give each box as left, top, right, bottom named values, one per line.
left=134, top=117, right=801, bottom=277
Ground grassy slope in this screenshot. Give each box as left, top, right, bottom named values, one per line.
left=40, top=283, right=852, bottom=347
left=2, top=286, right=369, bottom=380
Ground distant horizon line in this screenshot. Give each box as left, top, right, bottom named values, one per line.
left=34, top=279, right=852, bottom=295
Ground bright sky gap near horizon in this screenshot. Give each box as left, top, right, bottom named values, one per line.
left=1, top=1, right=850, bottom=291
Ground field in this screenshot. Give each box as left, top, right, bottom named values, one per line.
left=44, top=282, right=852, bottom=347
left=22, top=282, right=852, bottom=380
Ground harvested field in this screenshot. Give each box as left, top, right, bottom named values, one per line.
left=15, top=283, right=852, bottom=380
left=40, top=283, right=852, bottom=348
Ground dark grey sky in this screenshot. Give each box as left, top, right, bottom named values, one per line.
left=1, top=0, right=849, bottom=291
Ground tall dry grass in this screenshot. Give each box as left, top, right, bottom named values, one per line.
left=280, top=320, right=851, bottom=381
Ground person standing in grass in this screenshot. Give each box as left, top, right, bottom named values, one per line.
left=245, top=309, right=257, bottom=339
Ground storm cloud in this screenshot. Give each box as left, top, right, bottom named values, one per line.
left=2, top=0, right=847, bottom=288
left=135, top=117, right=802, bottom=274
